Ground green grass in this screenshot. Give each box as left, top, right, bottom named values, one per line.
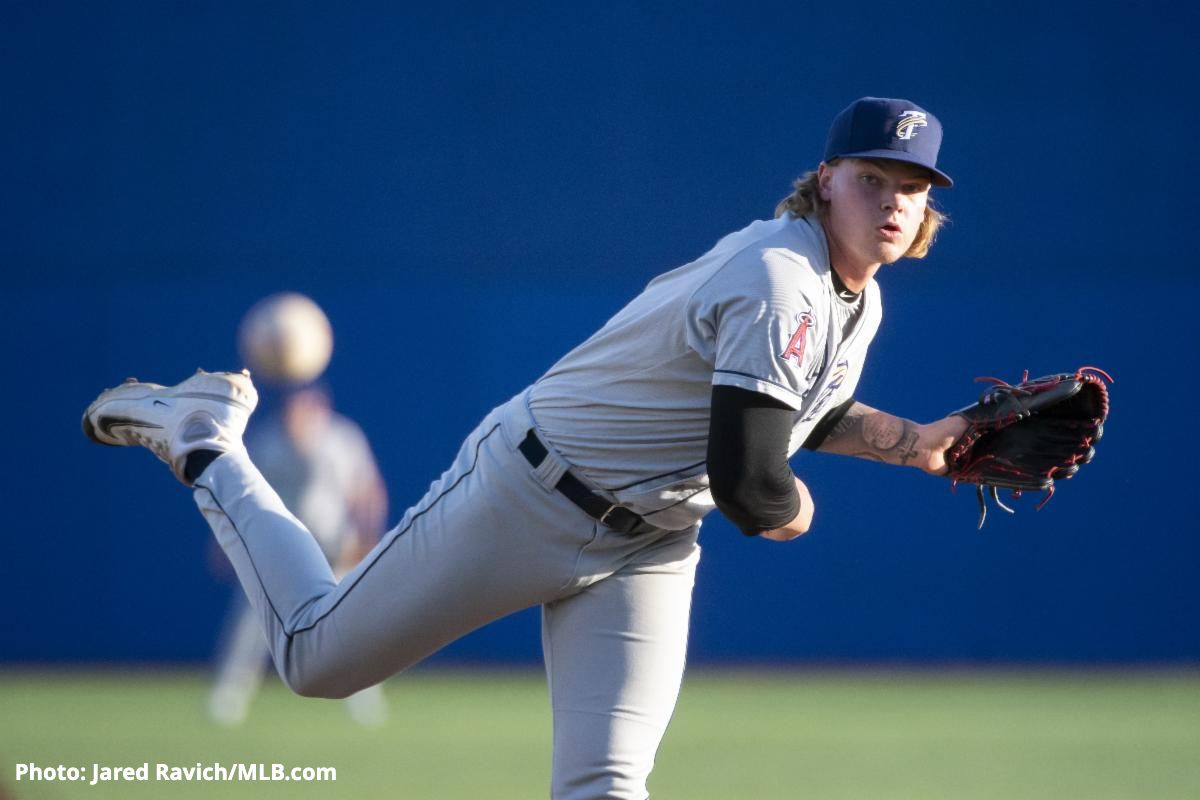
left=1, top=669, right=1197, bottom=799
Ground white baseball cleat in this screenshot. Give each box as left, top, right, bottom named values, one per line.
left=82, top=369, right=259, bottom=485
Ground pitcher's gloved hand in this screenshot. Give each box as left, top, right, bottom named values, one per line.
left=944, top=367, right=1111, bottom=528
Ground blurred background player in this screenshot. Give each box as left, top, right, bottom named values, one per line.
left=207, top=292, right=389, bottom=727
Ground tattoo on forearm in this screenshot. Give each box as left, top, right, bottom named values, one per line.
left=824, top=406, right=920, bottom=465
left=863, top=414, right=903, bottom=450
left=890, top=425, right=919, bottom=465
left=829, top=406, right=864, bottom=439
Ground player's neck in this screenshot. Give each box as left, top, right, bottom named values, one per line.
left=822, top=226, right=879, bottom=292
left=830, top=264, right=864, bottom=303
left=828, top=261, right=877, bottom=294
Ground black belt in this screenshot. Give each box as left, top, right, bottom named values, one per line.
left=518, top=429, right=648, bottom=535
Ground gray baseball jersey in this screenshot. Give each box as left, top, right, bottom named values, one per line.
left=184, top=211, right=885, bottom=799
left=529, top=212, right=881, bottom=530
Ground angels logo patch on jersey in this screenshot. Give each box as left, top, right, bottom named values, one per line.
left=895, top=110, right=928, bottom=140
left=802, top=359, right=849, bottom=422
left=780, top=311, right=815, bottom=366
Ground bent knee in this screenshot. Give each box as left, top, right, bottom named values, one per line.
left=282, top=661, right=369, bottom=700
left=286, top=674, right=356, bottom=700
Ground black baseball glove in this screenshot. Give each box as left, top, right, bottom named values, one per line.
left=944, top=367, right=1111, bottom=527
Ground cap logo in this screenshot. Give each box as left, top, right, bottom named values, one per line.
left=895, top=110, right=928, bottom=140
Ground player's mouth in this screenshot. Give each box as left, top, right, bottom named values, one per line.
left=877, top=222, right=903, bottom=241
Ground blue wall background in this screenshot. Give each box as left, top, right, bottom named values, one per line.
left=2, top=1, right=1194, bottom=666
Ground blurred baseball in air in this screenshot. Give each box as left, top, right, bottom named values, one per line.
left=238, top=292, right=333, bottom=385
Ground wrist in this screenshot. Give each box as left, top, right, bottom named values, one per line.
left=917, top=416, right=968, bottom=475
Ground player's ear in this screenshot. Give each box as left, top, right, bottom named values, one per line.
left=817, top=161, right=835, bottom=201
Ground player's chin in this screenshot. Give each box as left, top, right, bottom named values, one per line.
left=876, top=243, right=909, bottom=265
left=882, top=232, right=921, bottom=263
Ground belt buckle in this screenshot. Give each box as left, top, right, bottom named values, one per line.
left=597, top=503, right=620, bottom=527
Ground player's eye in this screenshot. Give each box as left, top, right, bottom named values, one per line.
left=859, top=173, right=881, bottom=186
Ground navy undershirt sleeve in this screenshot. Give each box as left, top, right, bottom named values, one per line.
left=707, top=385, right=801, bottom=536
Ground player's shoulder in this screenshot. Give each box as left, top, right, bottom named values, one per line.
left=319, top=411, right=376, bottom=459
left=714, top=214, right=829, bottom=292
left=321, top=411, right=369, bottom=444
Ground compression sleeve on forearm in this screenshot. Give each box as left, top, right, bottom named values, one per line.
left=707, top=385, right=801, bottom=536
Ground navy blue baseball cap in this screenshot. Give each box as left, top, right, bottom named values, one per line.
left=824, top=97, right=953, bottom=187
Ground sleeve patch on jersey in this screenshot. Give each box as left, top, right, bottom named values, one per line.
left=801, top=359, right=850, bottom=422
left=780, top=311, right=815, bottom=366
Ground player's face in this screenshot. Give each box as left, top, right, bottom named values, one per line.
left=818, top=158, right=931, bottom=272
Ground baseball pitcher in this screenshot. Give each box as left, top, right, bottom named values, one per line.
left=83, top=97, right=1106, bottom=799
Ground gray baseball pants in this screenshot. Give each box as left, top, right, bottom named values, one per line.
left=192, top=390, right=701, bottom=800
